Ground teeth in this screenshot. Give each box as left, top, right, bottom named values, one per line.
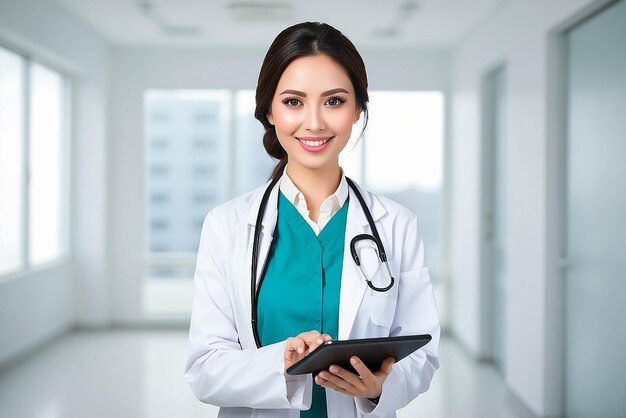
left=300, top=138, right=331, bottom=147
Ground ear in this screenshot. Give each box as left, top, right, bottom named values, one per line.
left=353, top=107, right=362, bottom=124
left=267, top=113, right=274, bottom=125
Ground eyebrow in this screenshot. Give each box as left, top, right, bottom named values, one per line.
left=279, top=88, right=350, bottom=97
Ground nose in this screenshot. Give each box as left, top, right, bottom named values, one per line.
left=305, top=106, right=325, bottom=131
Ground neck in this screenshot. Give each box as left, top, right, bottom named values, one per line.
left=285, top=162, right=342, bottom=210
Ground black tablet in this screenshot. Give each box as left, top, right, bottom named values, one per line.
left=286, top=334, right=431, bottom=375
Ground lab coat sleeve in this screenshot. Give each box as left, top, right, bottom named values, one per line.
left=355, top=215, right=441, bottom=416
left=184, top=211, right=312, bottom=409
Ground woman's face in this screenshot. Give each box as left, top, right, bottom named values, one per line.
left=267, top=54, right=362, bottom=173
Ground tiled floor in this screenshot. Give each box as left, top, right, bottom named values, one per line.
left=0, top=330, right=536, bottom=418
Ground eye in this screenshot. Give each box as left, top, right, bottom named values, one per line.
left=282, top=97, right=302, bottom=107
left=325, top=96, right=345, bottom=106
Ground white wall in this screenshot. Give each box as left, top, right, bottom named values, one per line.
left=0, top=262, right=73, bottom=367
left=108, top=47, right=450, bottom=323
left=0, top=0, right=110, bottom=366
left=448, top=0, right=612, bottom=416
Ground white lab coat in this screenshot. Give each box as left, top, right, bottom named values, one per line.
left=184, top=178, right=440, bottom=418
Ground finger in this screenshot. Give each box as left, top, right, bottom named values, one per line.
left=349, top=356, right=374, bottom=380
left=294, top=338, right=306, bottom=354
left=284, top=339, right=294, bottom=361
left=285, top=337, right=305, bottom=357
left=299, top=331, right=324, bottom=346
left=302, top=332, right=332, bottom=352
left=318, top=369, right=356, bottom=392
left=315, top=374, right=344, bottom=392
left=300, top=330, right=320, bottom=338
left=379, top=357, right=395, bottom=375
left=373, top=357, right=395, bottom=377
left=302, top=330, right=320, bottom=339
left=328, top=363, right=364, bottom=387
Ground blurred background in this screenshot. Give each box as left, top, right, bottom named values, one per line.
left=0, top=0, right=624, bottom=417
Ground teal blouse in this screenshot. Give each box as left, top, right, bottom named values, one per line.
left=257, top=191, right=349, bottom=418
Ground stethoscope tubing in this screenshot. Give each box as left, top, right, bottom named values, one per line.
left=251, top=176, right=280, bottom=348
left=250, top=176, right=394, bottom=348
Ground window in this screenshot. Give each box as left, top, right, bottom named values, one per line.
left=0, top=46, right=69, bottom=279
left=29, top=63, right=67, bottom=265
left=144, top=89, right=230, bottom=257
left=233, top=90, right=276, bottom=195
left=0, top=47, right=24, bottom=276
left=364, top=91, right=444, bottom=265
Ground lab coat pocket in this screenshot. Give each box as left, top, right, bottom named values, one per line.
left=358, top=243, right=398, bottom=329
left=370, top=291, right=396, bottom=328
left=368, top=266, right=399, bottom=329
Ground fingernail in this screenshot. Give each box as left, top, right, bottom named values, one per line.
left=350, top=357, right=358, bottom=365
left=329, top=365, right=338, bottom=373
left=317, top=338, right=323, bottom=344
left=298, top=347, right=303, bottom=353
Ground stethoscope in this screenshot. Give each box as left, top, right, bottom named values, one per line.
left=251, top=175, right=395, bottom=348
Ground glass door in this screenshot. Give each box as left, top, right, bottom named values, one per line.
left=565, top=1, right=626, bottom=416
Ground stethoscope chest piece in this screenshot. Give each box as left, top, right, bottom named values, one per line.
left=350, top=234, right=395, bottom=292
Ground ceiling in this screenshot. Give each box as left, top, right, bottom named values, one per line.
left=56, top=0, right=504, bottom=49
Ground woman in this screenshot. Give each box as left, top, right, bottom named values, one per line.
left=184, top=22, right=440, bottom=418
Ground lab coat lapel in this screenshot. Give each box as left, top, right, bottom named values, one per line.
left=338, top=179, right=386, bottom=340
left=245, top=179, right=280, bottom=278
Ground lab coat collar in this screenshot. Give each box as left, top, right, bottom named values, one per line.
left=245, top=175, right=386, bottom=229
left=246, top=178, right=280, bottom=232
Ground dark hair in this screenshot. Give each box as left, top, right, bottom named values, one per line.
left=254, top=22, right=369, bottom=181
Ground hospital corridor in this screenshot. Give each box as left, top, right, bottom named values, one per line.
left=1, top=1, right=625, bottom=417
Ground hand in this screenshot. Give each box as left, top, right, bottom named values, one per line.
left=315, top=356, right=395, bottom=400
left=284, top=330, right=332, bottom=372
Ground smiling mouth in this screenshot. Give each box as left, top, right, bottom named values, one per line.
left=296, top=136, right=333, bottom=147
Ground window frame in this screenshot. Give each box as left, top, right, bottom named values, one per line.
left=0, top=42, right=72, bottom=283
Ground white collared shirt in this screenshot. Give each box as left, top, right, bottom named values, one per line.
left=279, top=168, right=349, bottom=236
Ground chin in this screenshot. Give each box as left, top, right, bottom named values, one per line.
left=290, top=157, right=338, bottom=172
